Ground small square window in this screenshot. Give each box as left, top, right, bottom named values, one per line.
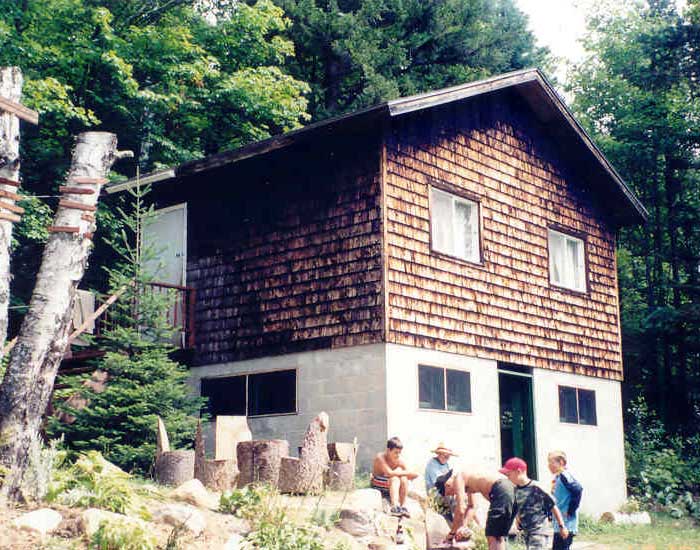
left=419, top=365, right=472, bottom=413
left=548, top=229, right=586, bottom=292
left=201, top=370, right=297, bottom=418
left=430, top=187, right=480, bottom=262
left=248, top=370, right=296, bottom=416
left=419, top=365, right=445, bottom=410
left=559, top=385, right=597, bottom=426
left=201, top=376, right=246, bottom=417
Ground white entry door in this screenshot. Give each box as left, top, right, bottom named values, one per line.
left=143, top=203, right=187, bottom=286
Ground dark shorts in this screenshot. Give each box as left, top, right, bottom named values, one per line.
left=485, top=479, right=516, bottom=538
left=552, top=533, right=575, bottom=550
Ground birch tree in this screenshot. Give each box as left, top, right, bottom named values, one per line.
left=0, top=132, right=125, bottom=503
left=0, top=67, right=23, bottom=357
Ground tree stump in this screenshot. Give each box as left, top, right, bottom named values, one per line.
left=278, top=412, right=330, bottom=494
left=155, top=450, right=195, bottom=486
left=194, top=419, right=238, bottom=491
left=200, top=459, right=238, bottom=492
left=325, top=460, right=355, bottom=491
left=236, top=439, right=289, bottom=487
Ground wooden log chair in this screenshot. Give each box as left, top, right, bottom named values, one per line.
left=193, top=420, right=238, bottom=492
left=236, top=439, right=290, bottom=488
left=154, top=416, right=195, bottom=486
left=325, top=439, right=358, bottom=491
left=278, top=412, right=330, bottom=495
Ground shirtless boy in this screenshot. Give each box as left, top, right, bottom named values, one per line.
left=371, top=437, right=419, bottom=517
left=435, top=467, right=516, bottom=550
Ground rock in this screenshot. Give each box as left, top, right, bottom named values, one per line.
left=345, top=488, right=384, bottom=512
left=81, top=508, right=148, bottom=537
left=13, top=508, right=62, bottom=535
left=408, top=477, right=428, bottom=504
left=600, top=511, right=651, bottom=525
left=223, top=532, right=245, bottom=550
left=337, top=508, right=379, bottom=538
left=404, top=497, right=424, bottom=522
left=425, top=508, right=450, bottom=549
left=153, top=503, right=206, bottom=537
left=171, top=478, right=219, bottom=509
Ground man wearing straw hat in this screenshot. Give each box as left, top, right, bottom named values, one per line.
left=425, top=442, right=458, bottom=493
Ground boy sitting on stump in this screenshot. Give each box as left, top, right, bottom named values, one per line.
left=372, top=436, right=419, bottom=517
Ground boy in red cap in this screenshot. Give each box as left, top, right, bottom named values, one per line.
left=499, top=457, right=569, bottom=550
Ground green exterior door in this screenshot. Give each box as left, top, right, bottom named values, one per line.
left=498, top=369, right=538, bottom=479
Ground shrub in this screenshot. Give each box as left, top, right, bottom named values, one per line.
left=47, top=451, right=148, bottom=517
left=90, top=519, right=157, bottom=550
left=219, top=485, right=267, bottom=519
left=245, top=521, right=324, bottom=550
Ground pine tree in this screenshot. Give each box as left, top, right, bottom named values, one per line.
left=48, top=180, right=205, bottom=474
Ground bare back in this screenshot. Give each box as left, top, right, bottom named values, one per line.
left=458, top=469, right=503, bottom=500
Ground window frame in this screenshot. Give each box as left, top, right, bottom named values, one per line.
left=547, top=227, right=588, bottom=294
left=200, top=368, right=298, bottom=419
left=429, top=184, right=483, bottom=265
left=558, top=385, right=597, bottom=426
left=418, top=364, right=473, bottom=415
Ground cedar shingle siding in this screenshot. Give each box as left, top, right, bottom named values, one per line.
left=383, top=95, right=622, bottom=379
left=184, top=137, right=384, bottom=365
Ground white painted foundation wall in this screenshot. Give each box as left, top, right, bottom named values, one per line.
left=189, top=343, right=628, bottom=515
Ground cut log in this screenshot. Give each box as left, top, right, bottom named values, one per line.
left=325, top=460, right=355, bottom=491
left=156, top=417, right=170, bottom=458
left=236, top=439, right=289, bottom=487
left=214, top=415, right=251, bottom=461
left=155, top=451, right=195, bottom=486
left=328, top=442, right=356, bottom=463
left=0, top=131, right=121, bottom=503
left=199, top=459, right=238, bottom=492
left=278, top=412, right=330, bottom=494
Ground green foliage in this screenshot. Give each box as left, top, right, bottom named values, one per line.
left=47, top=451, right=148, bottom=516
left=219, top=485, right=266, bottom=518
left=47, top=183, right=205, bottom=474
left=90, top=519, right=157, bottom=550
left=625, top=398, right=700, bottom=516
left=272, top=0, right=551, bottom=120
left=245, top=521, right=324, bottom=550
left=569, top=0, right=700, bottom=435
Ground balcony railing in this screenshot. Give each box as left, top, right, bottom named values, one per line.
left=88, top=282, right=196, bottom=350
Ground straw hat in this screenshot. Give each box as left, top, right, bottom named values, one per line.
left=431, top=442, right=458, bottom=457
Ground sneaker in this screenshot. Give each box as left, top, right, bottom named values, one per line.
left=400, top=506, right=411, bottom=518
left=390, top=506, right=403, bottom=516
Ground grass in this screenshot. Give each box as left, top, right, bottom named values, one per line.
left=509, top=513, right=700, bottom=550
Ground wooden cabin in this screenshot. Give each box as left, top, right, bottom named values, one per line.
left=108, top=69, right=647, bottom=514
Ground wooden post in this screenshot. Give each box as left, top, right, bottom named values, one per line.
left=0, top=67, right=37, bottom=360
left=0, top=132, right=123, bottom=503
left=278, top=412, right=330, bottom=494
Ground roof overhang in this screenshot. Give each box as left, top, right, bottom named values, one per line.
left=106, top=69, right=648, bottom=226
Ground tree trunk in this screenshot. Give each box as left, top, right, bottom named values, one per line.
left=0, top=67, right=23, bottom=358
left=155, top=451, right=195, bottom=486
left=0, top=132, right=120, bottom=503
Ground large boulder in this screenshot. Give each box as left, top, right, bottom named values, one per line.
left=152, top=503, right=206, bottom=537
left=170, top=478, right=218, bottom=509
left=336, top=508, right=379, bottom=538
left=223, top=532, right=245, bottom=550
left=13, top=508, right=62, bottom=535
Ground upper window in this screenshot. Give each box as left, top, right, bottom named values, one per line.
left=419, top=365, right=472, bottom=413
left=548, top=229, right=586, bottom=292
left=430, top=187, right=480, bottom=263
left=201, top=369, right=297, bottom=418
left=559, top=385, right=597, bottom=425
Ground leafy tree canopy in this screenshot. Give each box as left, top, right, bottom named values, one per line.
left=569, top=0, right=700, bottom=433
left=269, top=0, right=551, bottom=120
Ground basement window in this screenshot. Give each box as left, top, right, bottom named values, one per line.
left=548, top=229, right=586, bottom=292
left=201, top=369, right=297, bottom=418
left=419, top=365, right=472, bottom=413
left=559, top=385, right=597, bottom=425
left=430, top=187, right=480, bottom=263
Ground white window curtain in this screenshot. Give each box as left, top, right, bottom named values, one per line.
left=549, top=229, right=585, bottom=291
left=431, top=187, right=479, bottom=262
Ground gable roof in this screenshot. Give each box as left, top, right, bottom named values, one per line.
left=107, top=68, right=648, bottom=226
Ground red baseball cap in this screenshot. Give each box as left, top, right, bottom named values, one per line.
left=499, top=457, right=527, bottom=474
